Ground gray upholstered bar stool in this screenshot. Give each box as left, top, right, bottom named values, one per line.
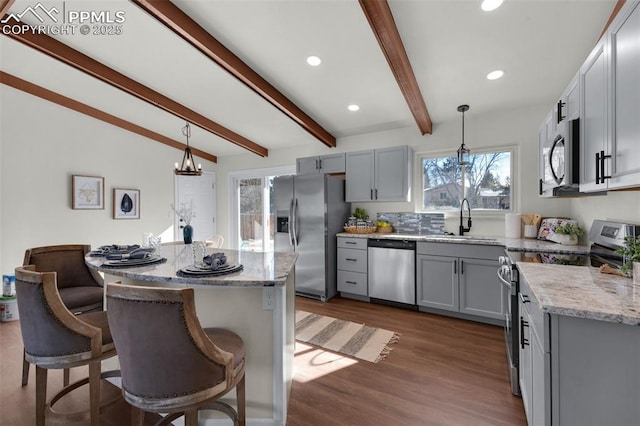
left=106, top=282, right=246, bottom=426
left=15, top=265, right=119, bottom=426
left=22, top=244, right=105, bottom=387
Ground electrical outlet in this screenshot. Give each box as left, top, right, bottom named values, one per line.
left=262, top=287, right=274, bottom=310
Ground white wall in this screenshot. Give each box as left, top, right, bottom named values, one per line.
left=0, top=86, right=216, bottom=274
left=216, top=104, right=574, bottom=243
left=570, top=192, right=640, bottom=230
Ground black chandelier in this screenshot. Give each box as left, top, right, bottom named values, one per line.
left=456, top=104, right=471, bottom=167
left=174, top=122, right=202, bottom=176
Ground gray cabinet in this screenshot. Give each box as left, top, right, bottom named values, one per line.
left=297, top=153, right=345, bottom=175
left=416, top=242, right=504, bottom=323
left=345, top=146, right=412, bottom=202
left=337, top=237, right=367, bottom=297
left=518, top=272, right=640, bottom=426
left=609, top=0, right=640, bottom=190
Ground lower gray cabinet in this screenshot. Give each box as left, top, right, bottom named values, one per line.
left=337, top=237, right=367, bottom=297
left=416, top=242, right=504, bottom=322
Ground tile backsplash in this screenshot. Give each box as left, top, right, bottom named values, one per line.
left=377, top=212, right=445, bottom=235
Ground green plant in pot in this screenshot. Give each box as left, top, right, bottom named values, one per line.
left=615, top=235, right=640, bottom=281
left=551, top=222, right=584, bottom=246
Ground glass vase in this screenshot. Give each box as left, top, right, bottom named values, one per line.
left=183, top=224, right=193, bottom=244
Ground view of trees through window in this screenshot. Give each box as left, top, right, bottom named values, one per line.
left=238, top=177, right=274, bottom=251
left=422, top=150, right=511, bottom=211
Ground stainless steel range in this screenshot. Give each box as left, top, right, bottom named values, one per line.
left=498, top=219, right=639, bottom=396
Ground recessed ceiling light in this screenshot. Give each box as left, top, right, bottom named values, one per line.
left=306, top=56, right=322, bottom=66
left=348, top=104, right=360, bottom=112
left=487, top=70, right=504, bottom=80
left=481, top=0, right=503, bottom=12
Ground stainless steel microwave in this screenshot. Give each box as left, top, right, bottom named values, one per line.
left=539, top=119, right=580, bottom=197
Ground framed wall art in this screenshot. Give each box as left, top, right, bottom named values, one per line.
left=72, top=175, right=104, bottom=210
left=113, top=188, right=140, bottom=220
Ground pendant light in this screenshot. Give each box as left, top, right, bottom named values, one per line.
left=456, top=104, right=471, bottom=166
left=174, top=122, right=202, bottom=176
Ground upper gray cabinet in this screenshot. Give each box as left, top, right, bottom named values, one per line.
left=609, top=0, right=640, bottom=190
left=580, top=0, right=640, bottom=192
left=345, top=146, right=413, bottom=202
left=296, top=153, right=345, bottom=175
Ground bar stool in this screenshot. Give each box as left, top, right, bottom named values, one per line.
left=14, top=265, right=119, bottom=426
left=106, top=282, right=246, bottom=426
left=22, top=244, right=105, bottom=387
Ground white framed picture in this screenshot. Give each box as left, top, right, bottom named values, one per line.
left=113, top=188, right=140, bottom=220
left=72, top=175, right=104, bottom=210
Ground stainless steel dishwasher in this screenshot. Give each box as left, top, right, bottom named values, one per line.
left=368, top=239, right=416, bottom=306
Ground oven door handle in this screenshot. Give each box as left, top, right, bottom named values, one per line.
left=497, top=267, right=513, bottom=290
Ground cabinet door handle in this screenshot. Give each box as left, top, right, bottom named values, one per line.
left=595, top=152, right=601, bottom=184
left=319, top=158, right=323, bottom=170
left=519, top=293, right=530, bottom=304
left=556, top=100, right=565, bottom=123
left=520, top=317, right=530, bottom=349
left=346, top=258, right=357, bottom=262
left=460, top=260, right=464, bottom=274
left=453, top=259, right=457, bottom=275
left=375, top=188, right=378, bottom=199
left=345, top=281, right=357, bottom=285
left=345, top=241, right=357, bottom=245
left=539, top=178, right=543, bottom=195
left=370, top=188, right=374, bottom=200
left=600, top=150, right=611, bottom=182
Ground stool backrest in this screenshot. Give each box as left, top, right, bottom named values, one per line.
left=24, top=245, right=102, bottom=290
left=14, top=266, right=101, bottom=366
left=106, top=283, right=234, bottom=408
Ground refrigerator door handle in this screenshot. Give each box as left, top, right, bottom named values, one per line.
left=288, top=198, right=294, bottom=247
left=293, top=198, right=300, bottom=246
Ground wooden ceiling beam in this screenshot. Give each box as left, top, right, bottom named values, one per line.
left=359, top=0, right=432, bottom=135
left=0, top=71, right=218, bottom=163
left=132, top=0, right=337, bottom=148
left=1, top=22, right=268, bottom=157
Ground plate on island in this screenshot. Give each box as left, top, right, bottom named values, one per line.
left=102, top=255, right=166, bottom=268
left=178, top=263, right=243, bottom=277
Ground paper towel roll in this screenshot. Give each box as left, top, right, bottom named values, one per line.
left=505, top=214, right=522, bottom=238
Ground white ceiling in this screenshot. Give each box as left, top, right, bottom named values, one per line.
left=1, top=0, right=617, bottom=159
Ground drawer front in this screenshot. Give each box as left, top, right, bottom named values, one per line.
left=337, top=237, right=367, bottom=250
left=337, top=248, right=368, bottom=273
left=337, top=271, right=367, bottom=296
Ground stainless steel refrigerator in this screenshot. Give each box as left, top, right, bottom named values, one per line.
left=274, top=174, right=350, bottom=301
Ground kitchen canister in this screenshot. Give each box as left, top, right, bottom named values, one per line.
left=505, top=214, right=522, bottom=239
left=3, top=274, right=15, bottom=297
left=0, top=296, right=19, bottom=321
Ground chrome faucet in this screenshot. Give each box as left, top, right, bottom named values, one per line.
left=459, top=198, right=472, bottom=236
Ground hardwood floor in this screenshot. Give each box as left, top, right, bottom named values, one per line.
left=287, top=296, right=526, bottom=426
left=1, top=296, right=525, bottom=425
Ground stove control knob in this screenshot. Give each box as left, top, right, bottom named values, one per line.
left=498, top=255, right=509, bottom=266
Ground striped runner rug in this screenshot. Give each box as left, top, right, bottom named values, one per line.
left=295, top=310, right=400, bottom=363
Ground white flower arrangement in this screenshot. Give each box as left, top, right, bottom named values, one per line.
left=171, top=201, right=196, bottom=226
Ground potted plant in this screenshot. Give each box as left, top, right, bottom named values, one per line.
left=616, top=235, right=640, bottom=282
left=550, top=222, right=584, bottom=245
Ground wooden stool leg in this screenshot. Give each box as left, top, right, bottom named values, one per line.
left=131, top=406, right=145, bottom=426
left=22, top=349, right=30, bottom=387
left=89, top=362, right=101, bottom=426
left=184, top=409, right=199, bottom=426
left=237, top=375, right=246, bottom=426
left=63, top=368, right=70, bottom=387
left=35, top=366, right=47, bottom=426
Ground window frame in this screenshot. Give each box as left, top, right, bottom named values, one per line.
left=414, top=145, right=517, bottom=217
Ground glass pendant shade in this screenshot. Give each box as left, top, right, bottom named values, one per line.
left=174, top=122, right=202, bottom=176
left=457, top=104, right=471, bottom=166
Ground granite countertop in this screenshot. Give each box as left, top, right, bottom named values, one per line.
left=86, top=245, right=297, bottom=287
left=517, top=263, right=640, bottom=325
left=336, top=232, right=590, bottom=254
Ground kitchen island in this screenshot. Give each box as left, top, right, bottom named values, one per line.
left=86, top=245, right=298, bottom=426
left=516, top=263, right=640, bottom=425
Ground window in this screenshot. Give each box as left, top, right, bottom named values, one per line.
left=420, top=149, right=513, bottom=212
left=229, top=166, right=296, bottom=251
